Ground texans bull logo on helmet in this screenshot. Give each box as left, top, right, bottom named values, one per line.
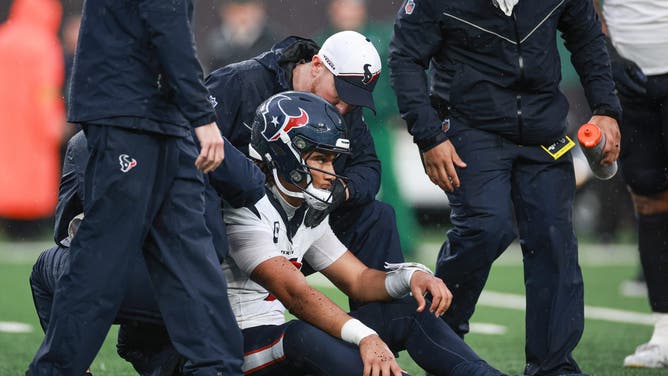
left=259, top=93, right=310, bottom=142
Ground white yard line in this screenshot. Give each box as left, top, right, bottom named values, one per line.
left=417, top=241, right=639, bottom=267
left=469, top=323, right=507, bottom=335
left=306, top=275, right=654, bottom=327
left=3, top=241, right=651, bottom=328
left=0, top=321, right=33, bottom=333
left=0, top=241, right=50, bottom=264
left=479, top=291, right=654, bottom=326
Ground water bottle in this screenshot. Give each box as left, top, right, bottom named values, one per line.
left=577, top=123, right=618, bottom=180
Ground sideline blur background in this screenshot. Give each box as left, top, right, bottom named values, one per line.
left=0, top=0, right=636, bottom=247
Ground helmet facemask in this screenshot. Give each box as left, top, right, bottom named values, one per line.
left=254, top=134, right=349, bottom=211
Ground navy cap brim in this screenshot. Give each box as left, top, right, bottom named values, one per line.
left=334, top=76, right=376, bottom=114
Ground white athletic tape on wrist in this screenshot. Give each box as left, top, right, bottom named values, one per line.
left=384, top=262, right=434, bottom=298
left=340, top=318, right=377, bottom=346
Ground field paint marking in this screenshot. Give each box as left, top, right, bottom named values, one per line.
left=469, top=323, right=507, bottom=335
left=0, top=241, right=51, bottom=264
left=417, top=242, right=639, bottom=267
left=0, top=321, right=33, bottom=333
left=479, top=291, right=654, bottom=326
left=306, top=274, right=654, bottom=327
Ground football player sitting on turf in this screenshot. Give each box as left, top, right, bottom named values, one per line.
left=222, top=91, right=506, bottom=375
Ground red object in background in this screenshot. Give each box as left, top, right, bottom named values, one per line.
left=0, top=0, right=65, bottom=219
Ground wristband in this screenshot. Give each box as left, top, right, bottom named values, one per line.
left=340, top=318, right=377, bottom=346
left=384, top=262, right=433, bottom=298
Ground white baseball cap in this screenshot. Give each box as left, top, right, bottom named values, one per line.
left=317, top=30, right=381, bottom=113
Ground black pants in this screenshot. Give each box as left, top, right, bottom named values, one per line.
left=618, top=73, right=668, bottom=313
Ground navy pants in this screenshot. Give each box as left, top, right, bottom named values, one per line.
left=30, top=245, right=181, bottom=376
left=29, top=125, right=243, bottom=376
left=618, top=73, right=668, bottom=313
left=239, top=299, right=503, bottom=376
left=31, top=247, right=503, bottom=375
left=434, top=123, right=583, bottom=376
left=330, top=200, right=406, bottom=310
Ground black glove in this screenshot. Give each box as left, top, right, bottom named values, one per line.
left=605, top=37, right=647, bottom=97
left=304, top=178, right=347, bottom=228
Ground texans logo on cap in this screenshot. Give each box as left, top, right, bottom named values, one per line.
left=259, top=94, right=310, bottom=142
left=362, top=64, right=380, bottom=85
left=405, top=0, right=415, bottom=14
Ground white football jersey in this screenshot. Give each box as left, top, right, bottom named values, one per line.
left=604, top=0, right=668, bottom=75
left=223, top=190, right=348, bottom=329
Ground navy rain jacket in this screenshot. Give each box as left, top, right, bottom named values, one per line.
left=206, top=36, right=382, bottom=209
left=67, top=0, right=216, bottom=137
left=389, top=0, right=622, bottom=151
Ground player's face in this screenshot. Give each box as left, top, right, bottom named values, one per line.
left=304, top=150, right=337, bottom=189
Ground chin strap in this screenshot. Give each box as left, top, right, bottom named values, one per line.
left=272, top=168, right=304, bottom=199
left=304, top=184, right=333, bottom=210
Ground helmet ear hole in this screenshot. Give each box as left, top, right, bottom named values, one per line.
left=290, top=170, right=304, bottom=183
left=293, top=136, right=308, bottom=151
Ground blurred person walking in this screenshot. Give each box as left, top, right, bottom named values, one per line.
left=0, top=0, right=65, bottom=240
left=595, top=0, right=668, bottom=368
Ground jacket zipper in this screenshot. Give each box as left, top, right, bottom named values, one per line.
left=512, top=12, right=524, bottom=144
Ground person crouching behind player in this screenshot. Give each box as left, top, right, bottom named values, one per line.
left=223, top=90, right=507, bottom=376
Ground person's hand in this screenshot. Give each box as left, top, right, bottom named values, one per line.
left=588, top=115, right=621, bottom=165
left=304, top=178, right=347, bottom=228
left=606, top=38, right=647, bottom=97
left=421, top=140, right=467, bottom=193
left=193, top=122, right=225, bottom=173
left=358, top=334, right=405, bottom=376
left=410, top=271, right=452, bottom=317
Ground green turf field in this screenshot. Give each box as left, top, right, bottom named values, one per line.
left=0, top=240, right=663, bottom=375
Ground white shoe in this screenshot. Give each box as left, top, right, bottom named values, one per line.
left=623, top=343, right=668, bottom=368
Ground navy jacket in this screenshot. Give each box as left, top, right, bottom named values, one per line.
left=67, top=0, right=215, bottom=137
left=205, top=37, right=381, bottom=208
left=389, top=0, right=622, bottom=151
left=54, top=131, right=265, bottom=255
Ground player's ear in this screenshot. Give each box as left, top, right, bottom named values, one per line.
left=311, top=55, right=325, bottom=76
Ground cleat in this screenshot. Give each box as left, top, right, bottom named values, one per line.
left=623, top=343, right=668, bottom=368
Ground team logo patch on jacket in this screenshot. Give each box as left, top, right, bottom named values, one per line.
left=207, top=94, right=218, bottom=108
left=404, top=0, right=416, bottom=14
left=259, top=93, right=310, bottom=142
left=119, top=154, right=138, bottom=173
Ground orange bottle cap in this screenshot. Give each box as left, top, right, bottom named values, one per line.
left=577, top=123, right=602, bottom=148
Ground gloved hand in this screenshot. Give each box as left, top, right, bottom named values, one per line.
left=606, top=37, right=647, bottom=97
left=304, top=178, right=347, bottom=228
